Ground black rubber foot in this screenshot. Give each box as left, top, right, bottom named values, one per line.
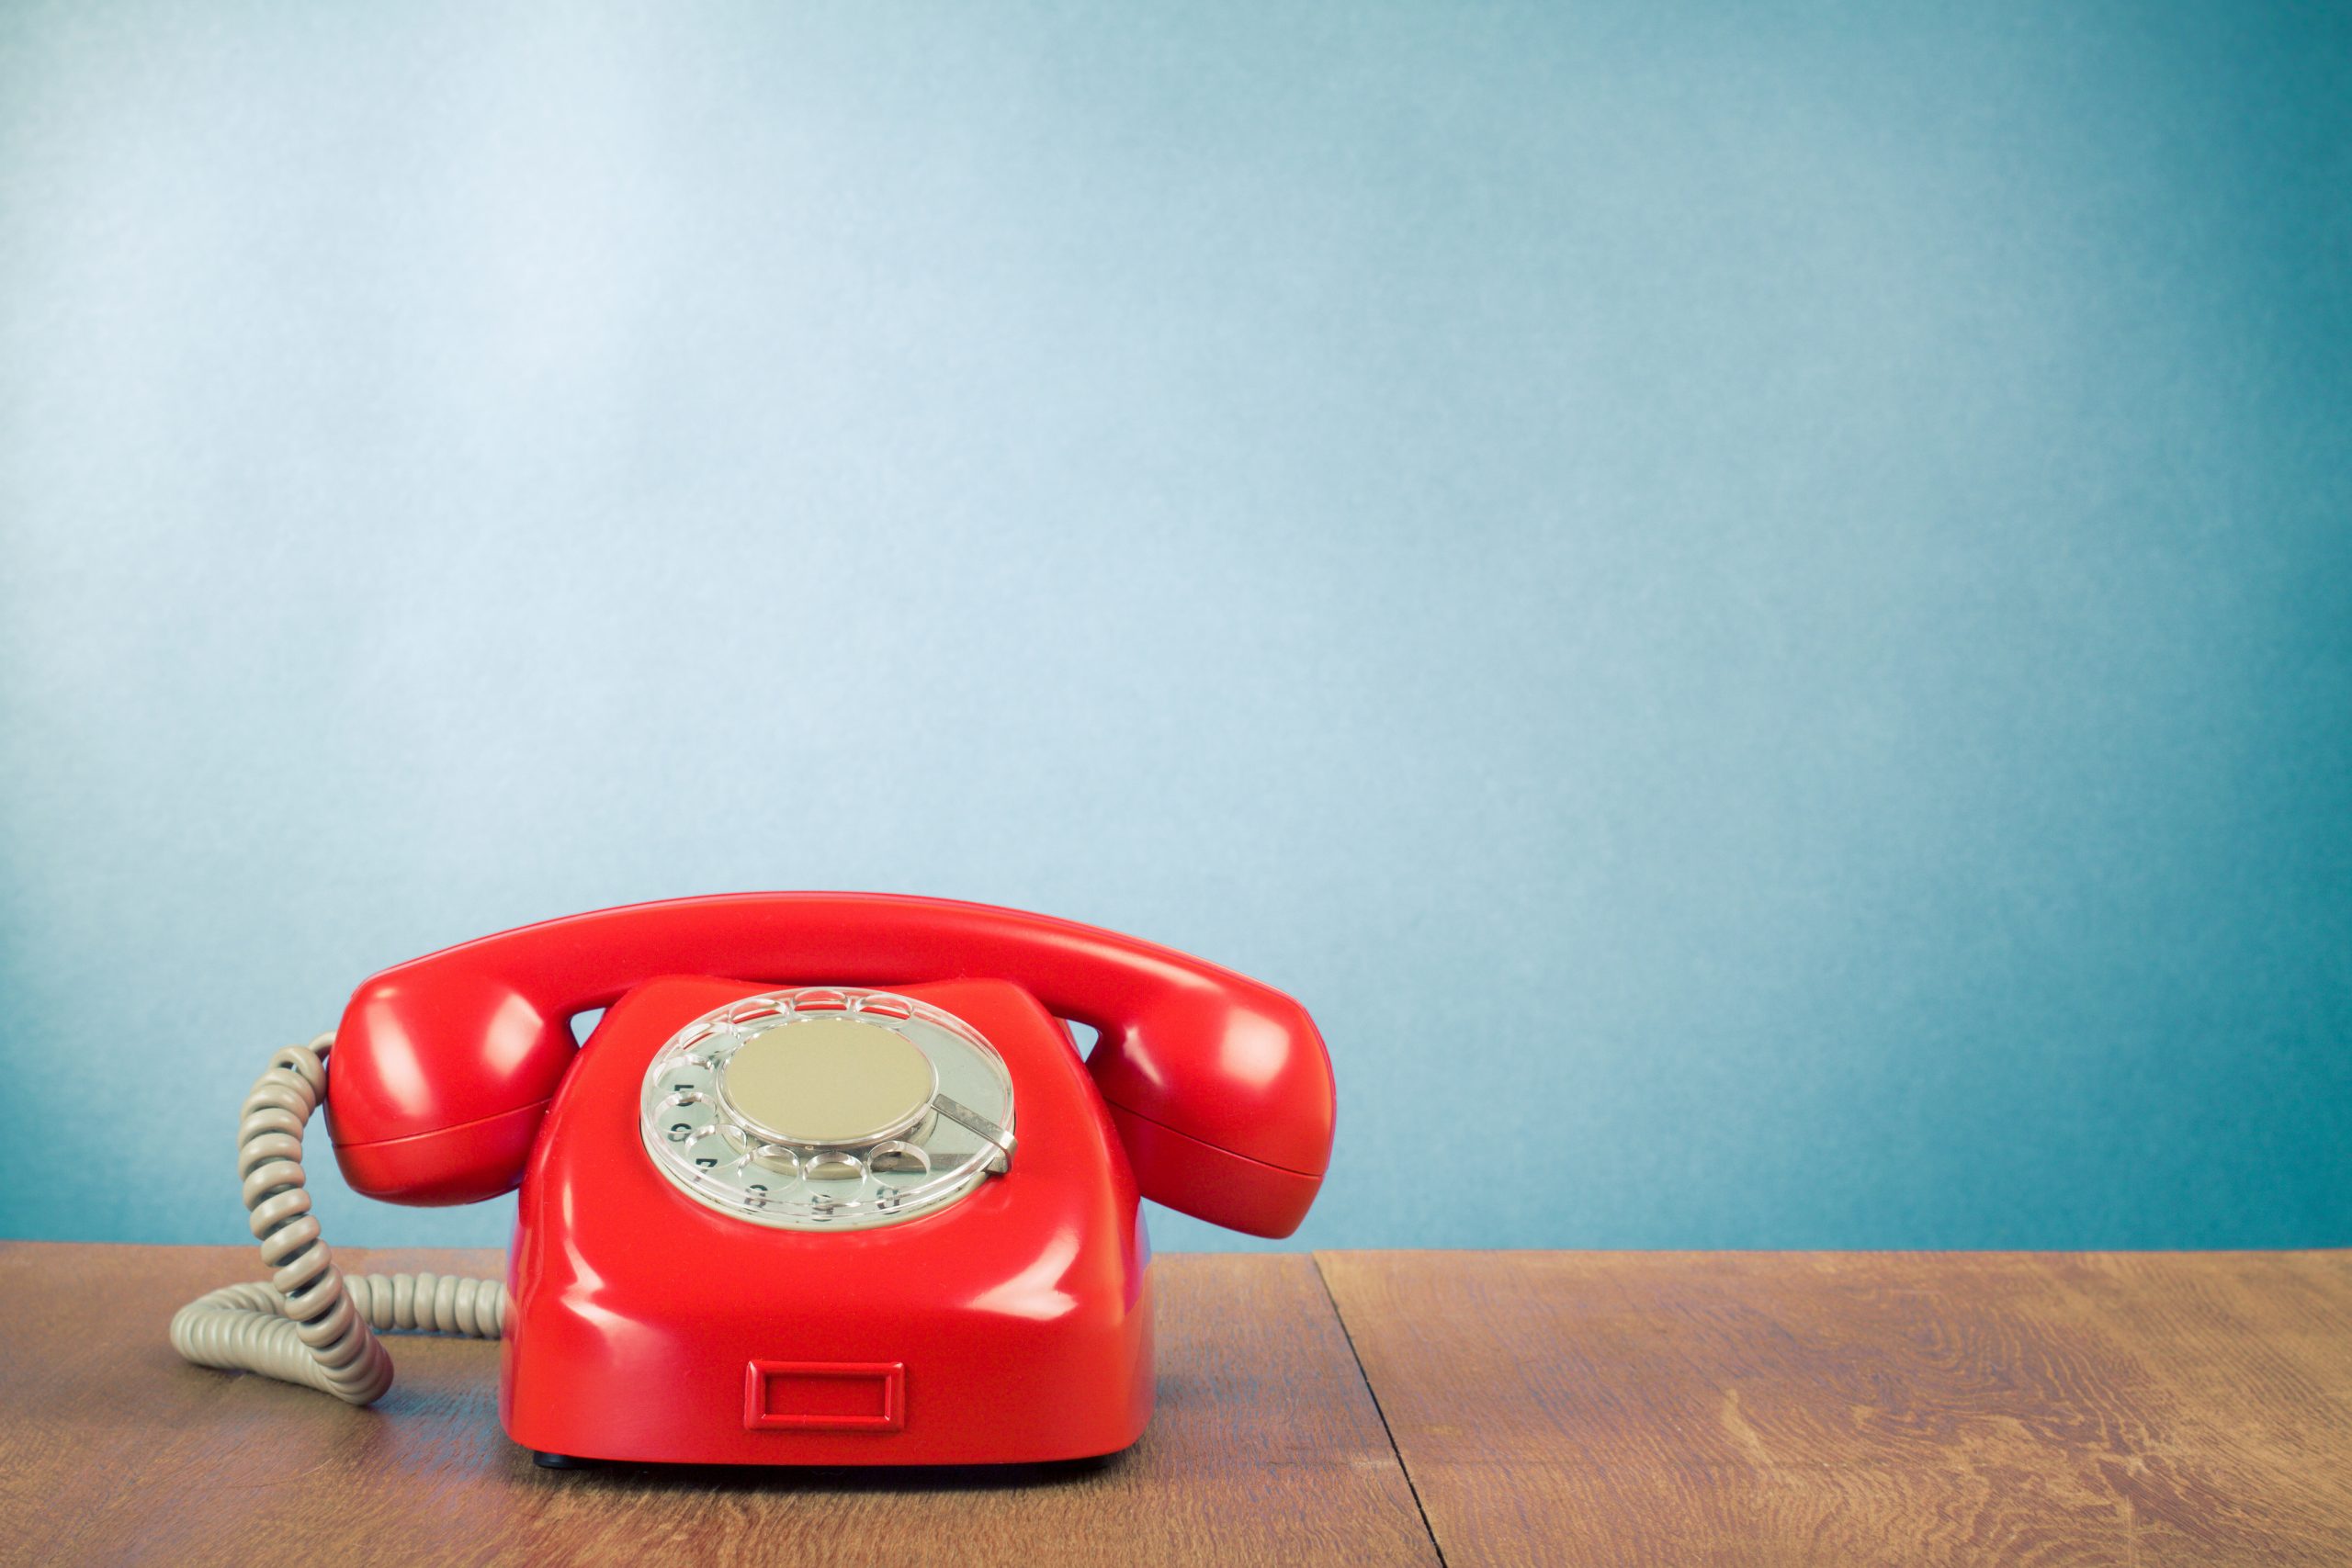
left=533, top=1450, right=589, bottom=1470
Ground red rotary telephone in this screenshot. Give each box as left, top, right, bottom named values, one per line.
left=173, top=893, right=1335, bottom=1467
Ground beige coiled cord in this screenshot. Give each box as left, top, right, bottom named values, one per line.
left=169, top=1032, right=510, bottom=1404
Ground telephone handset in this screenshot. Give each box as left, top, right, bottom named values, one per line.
left=173, top=894, right=1335, bottom=1466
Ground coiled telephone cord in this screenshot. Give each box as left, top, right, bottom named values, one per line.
left=168, top=1033, right=510, bottom=1404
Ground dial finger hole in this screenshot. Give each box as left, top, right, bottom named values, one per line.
left=869, top=1140, right=930, bottom=1176
left=806, top=1152, right=863, bottom=1182
left=685, top=1129, right=745, bottom=1173
left=662, top=1066, right=714, bottom=1099
left=723, top=999, right=789, bottom=1032
left=660, top=1092, right=714, bottom=1144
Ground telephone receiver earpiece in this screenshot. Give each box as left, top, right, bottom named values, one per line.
left=322, top=893, right=1336, bottom=1237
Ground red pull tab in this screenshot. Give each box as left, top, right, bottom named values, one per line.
left=742, top=1360, right=906, bottom=1432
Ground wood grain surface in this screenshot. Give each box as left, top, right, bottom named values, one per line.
left=13, top=1246, right=2352, bottom=1566
left=0, top=1244, right=1434, bottom=1568
left=1317, top=1249, right=2352, bottom=1568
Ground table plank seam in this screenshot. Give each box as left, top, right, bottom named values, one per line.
left=1313, top=1251, right=1448, bottom=1567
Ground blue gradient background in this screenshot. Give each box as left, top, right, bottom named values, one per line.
left=3, top=3, right=2346, bottom=1254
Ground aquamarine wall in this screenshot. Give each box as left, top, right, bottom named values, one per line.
left=3, top=2, right=2346, bottom=1252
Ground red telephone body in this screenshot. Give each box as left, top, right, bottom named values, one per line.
left=322, top=893, right=1335, bottom=1465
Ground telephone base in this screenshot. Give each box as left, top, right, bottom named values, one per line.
left=498, top=976, right=1159, bottom=1468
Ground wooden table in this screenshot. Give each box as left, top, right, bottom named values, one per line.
left=2, top=1246, right=2346, bottom=1565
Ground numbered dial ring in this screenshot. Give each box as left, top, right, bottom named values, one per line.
left=639, top=987, right=1015, bottom=1231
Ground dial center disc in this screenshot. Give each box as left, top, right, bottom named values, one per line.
left=718, top=1017, right=937, bottom=1146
